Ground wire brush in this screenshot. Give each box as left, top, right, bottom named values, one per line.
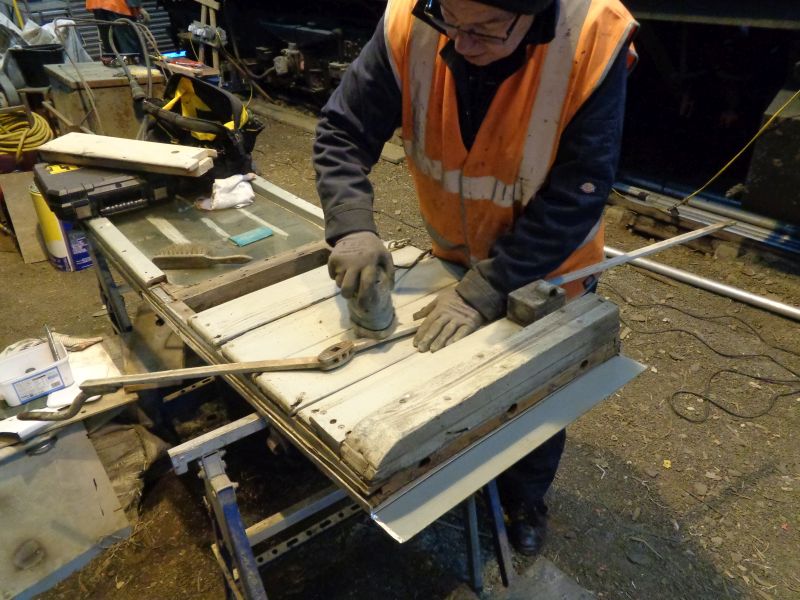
left=0, top=111, right=53, bottom=163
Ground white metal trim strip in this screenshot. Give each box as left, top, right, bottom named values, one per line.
left=370, top=355, right=644, bottom=542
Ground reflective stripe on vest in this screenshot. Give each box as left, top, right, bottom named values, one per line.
left=398, top=1, right=596, bottom=209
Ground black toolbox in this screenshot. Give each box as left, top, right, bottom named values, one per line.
left=33, top=162, right=175, bottom=221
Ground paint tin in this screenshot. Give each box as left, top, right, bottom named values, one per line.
left=30, top=184, right=92, bottom=271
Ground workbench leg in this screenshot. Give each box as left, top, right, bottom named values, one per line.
left=484, top=479, right=515, bottom=587
left=462, top=495, right=483, bottom=592
left=201, top=452, right=268, bottom=600
left=90, top=242, right=132, bottom=333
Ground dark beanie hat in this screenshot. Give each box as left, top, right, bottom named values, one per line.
left=475, top=0, right=553, bottom=15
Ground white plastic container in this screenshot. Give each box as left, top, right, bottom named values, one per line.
left=0, top=340, right=73, bottom=406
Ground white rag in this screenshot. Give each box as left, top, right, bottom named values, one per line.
left=196, top=173, right=257, bottom=210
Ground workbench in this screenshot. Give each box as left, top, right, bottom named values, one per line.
left=83, top=176, right=643, bottom=596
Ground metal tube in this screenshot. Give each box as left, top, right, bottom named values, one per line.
left=615, top=181, right=799, bottom=233
left=614, top=179, right=800, bottom=234
left=603, top=246, right=800, bottom=322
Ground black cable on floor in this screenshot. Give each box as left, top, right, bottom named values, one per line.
left=601, top=281, right=800, bottom=423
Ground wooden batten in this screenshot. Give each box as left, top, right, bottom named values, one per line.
left=338, top=295, right=620, bottom=483
left=181, top=241, right=332, bottom=314
left=367, top=341, right=618, bottom=499
left=38, top=133, right=217, bottom=177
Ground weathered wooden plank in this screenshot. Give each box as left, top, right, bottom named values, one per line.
left=189, top=245, right=422, bottom=345
left=218, top=248, right=451, bottom=359
left=175, top=240, right=330, bottom=311
left=190, top=256, right=335, bottom=344
left=38, top=133, right=217, bottom=177
left=87, top=217, right=166, bottom=287
left=306, top=318, right=522, bottom=450
left=257, top=289, right=455, bottom=415
left=339, top=295, right=619, bottom=482
left=368, top=341, right=618, bottom=499
left=220, top=253, right=460, bottom=413
left=308, top=295, right=605, bottom=452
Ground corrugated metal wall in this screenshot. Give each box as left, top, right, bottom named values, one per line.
left=18, top=1, right=176, bottom=58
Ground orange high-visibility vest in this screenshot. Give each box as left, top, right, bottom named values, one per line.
left=86, top=0, right=135, bottom=17
left=384, top=0, right=638, bottom=297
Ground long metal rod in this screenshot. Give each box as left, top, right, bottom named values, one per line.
left=604, top=247, right=800, bottom=322
left=550, top=221, right=733, bottom=286
left=80, top=322, right=420, bottom=395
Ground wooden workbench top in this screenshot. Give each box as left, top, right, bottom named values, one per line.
left=189, top=245, right=620, bottom=487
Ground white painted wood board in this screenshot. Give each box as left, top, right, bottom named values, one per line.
left=305, top=318, right=522, bottom=451
left=309, top=295, right=612, bottom=455
left=253, top=289, right=454, bottom=415
left=87, top=217, right=166, bottom=288
left=38, top=132, right=217, bottom=177
left=220, top=251, right=461, bottom=414
left=190, top=245, right=423, bottom=346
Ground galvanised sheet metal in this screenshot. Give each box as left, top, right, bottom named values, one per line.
left=371, top=355, right=645, bottom=542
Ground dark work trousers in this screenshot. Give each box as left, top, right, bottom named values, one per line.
left=497, top=283, right=597, bottom=515
left=93, top=9, right=141, bottom=58
left=498, top=429, right=567, bottom=515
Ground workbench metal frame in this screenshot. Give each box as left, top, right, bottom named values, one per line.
left=167, top=412, right=515, bottom=599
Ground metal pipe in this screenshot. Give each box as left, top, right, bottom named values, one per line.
left=615, top=181, right=799, bottom=234
left=611, top=183, right=800, bottom=255
left=618, top=175, right=740, bottom=208
left=603, top=246, right=800, bottom=322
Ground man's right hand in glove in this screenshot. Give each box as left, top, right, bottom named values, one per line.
left=328, top=231, right=395, bottom=300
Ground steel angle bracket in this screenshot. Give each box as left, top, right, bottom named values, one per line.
left=370, top=355, right=645, bottom=542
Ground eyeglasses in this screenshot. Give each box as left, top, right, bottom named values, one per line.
left=419, top=0, right=521, bottom=44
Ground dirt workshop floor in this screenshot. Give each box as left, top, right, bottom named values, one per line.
left=1, top=118, right=799, bottom=600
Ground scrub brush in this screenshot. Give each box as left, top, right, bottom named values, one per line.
left=152, top=244, right=253, bottom=269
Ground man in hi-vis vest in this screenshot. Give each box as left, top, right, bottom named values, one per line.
left=86, top=0, right=148, bottom=58
left=314, top=0, right=637, bottom=555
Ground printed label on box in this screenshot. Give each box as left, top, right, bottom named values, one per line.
left=12, top=367, right=65, bottom=403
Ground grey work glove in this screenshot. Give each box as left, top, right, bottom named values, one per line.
left=328, top=231, right=395, bottom=300
left=413, top=288, right=485, bottom=353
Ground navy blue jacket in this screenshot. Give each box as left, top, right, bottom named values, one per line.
left=314, top=3, right=630, bottom=320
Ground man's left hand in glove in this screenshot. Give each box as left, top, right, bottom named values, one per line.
left=413, top=288, right=485, bottom=353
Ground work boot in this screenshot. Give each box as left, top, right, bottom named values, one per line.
left=508, top=504, right=548, bottom=557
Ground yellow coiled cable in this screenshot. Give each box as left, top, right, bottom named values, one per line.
left=0, top=111, right=53, bottom=164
